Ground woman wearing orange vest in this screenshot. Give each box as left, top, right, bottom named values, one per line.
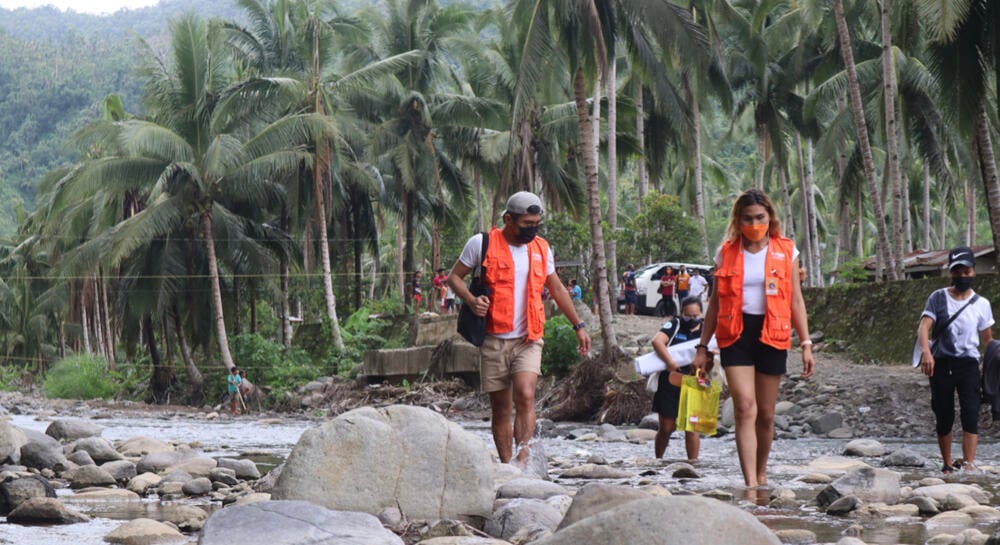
left=693, top=188, right=814, bottom=489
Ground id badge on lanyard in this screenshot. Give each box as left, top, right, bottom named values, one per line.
left=766, top=270, right=779, bottom=297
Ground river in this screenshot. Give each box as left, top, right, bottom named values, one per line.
left=3, top=411, right=999, bottom=545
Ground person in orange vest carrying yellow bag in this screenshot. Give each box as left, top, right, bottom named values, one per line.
left=448, top=192, right=592, bottom=466
left=692, top=188, right=814, bottom=489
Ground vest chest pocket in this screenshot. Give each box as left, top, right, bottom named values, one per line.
left=714, top=269, right=738, bottom=297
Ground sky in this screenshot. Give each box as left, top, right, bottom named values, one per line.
left=0, top=0, right=159, bottom=15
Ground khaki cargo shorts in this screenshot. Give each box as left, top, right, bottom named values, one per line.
left=479, top=336, right=544, bottom=393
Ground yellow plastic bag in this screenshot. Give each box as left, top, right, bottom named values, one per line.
left=676, top=373, right=721, bottom=435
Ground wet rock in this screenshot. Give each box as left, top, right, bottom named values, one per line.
left=217, top=457, right=261, bottom=480
left=905, top=495, right=940, bottom=515
left=199, top=500, right=404, bottom=545
left=843, top=439, right=886, bottom=457
left=960, top=505, right=1000, bottom=523
left=0, top=475, right=55, bottom=515
left=828, top=428, right=854, bottom=439
left=912, top=484, right=991, bottom=505
left=0, top=418, right=25, bottom=464
left=774, top=528, right=817, bottom=544
left=925, top=511, right=975, bottom=529
left=538, top=496, right=780, bottom=545
left=701, top=489, right=734, bottom=502
left=165, top=456, right=217, bottom=478
left=19, top=428, right=67, bottom=469
left=774, top=401, right=801, bottom=416
left=806, top=456, right=871, bottom=476
left=127, top=472, right=162, bottom=495
left=664, top=462, right=701, bottom=479
left=415, top=538, right=510, bottom=545
left=941, top=494, right=980, bottom=510
left=104, top=518, right=185, bottom=545
left=865, top=503, right=918, bottom=517
left=69, top=464, right=117, bottom=488
left=798, top=473, right=833, bottom=484
left=181, top=477, right=213, bottom=496
left=135, top=449, right=196, bottom=474
left=6, top=497, right=88, bottom=524
left=272, top=405, right=493, bottom=521
left=45, top=420, right=104, bottom=442
left=209, top=467, right=239, bottom=486
left=67, top=450, right=96, bottom=466
left=585, top=454, right=608, bottom=465
left=596, top=424, right=626, bottom=441
left=71, top=437, right=123, bottom=463
left=161, top=504, right=209, bottom=532
left=66, top=488, right=141, bottom=502
left=117, top=436, right=173, bottom=457
left=233, top=492, right=271, bottom=506
left=815, top=467, right=901, bottom=509
left=825, top=495, right=860, bottom=516
left=808, top=412, right=844, bottom=435
left=720, top=398, right=735, bottom=428
left=557, top=483, right=651, bottom=530
left=882, top=448, right=927, bottom=467
left=638, top=413, right=659, bottom=430
left=558, top=463, right=630, bottom=479
left=484, top=498, right=561, bottom=540
left=101, top=460, right=137, bottom=483
left=496, top=478, right=567, bottom=500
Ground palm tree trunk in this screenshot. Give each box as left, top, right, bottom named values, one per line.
left=902, top=169, right=913, bottom=252
left=574, top=66, right=617, bottom=352
left=281, top=256, right=292, bottom=347
left=807, top=140, right=822, bottom=285
left=795, top=134, right=813, bottom=286
left=856, top=190, right=864, bottom=258
left=975, top=105, right=1000, bottom=266
left=778, top=167, right=794, bottom=238
left=940, top=185, right=948, bottom=248
left=396, top=212, right=405, bottom=302
left=881, top=0, right=905, bottom=278
left=474, top=167, right=484, bottom=232
left=684, top=74, right=710, bottom=264
left=607, top=60, right=619, bottom=308
left=755, top=127, right=767, bottom=190
left=636, top=85, right=648, bottom=212
left=145, top=313, right=171, bottom=404
left=99, top=268, right=115, bottom=369
left=233, top=274, right=241, bottom=335
left=923, top=162, right=932, bottom=249
left=834, top=0, right=895, bottom=281
left=172, top=307, right=203, bottom=405
left=201, top=210, right=235, bottom=370
left=81, top=288, right=92, bottom=355
left=966, top=178, right=975, bottom=246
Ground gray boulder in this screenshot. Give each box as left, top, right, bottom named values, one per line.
left=557, top=484, right=652, bottom=530
left=0, top=418, right=25, bottom=464
left=217, top=457, right=261, bottom=479
left=484, top=498, right=562, bottom=540
left=19, top=428, right=67, bottom=469
left=69, top=465, right=117, bottom=489
left=101, top=460, right=138, bottom=483
left=808, top=412, right=844, bottom=435
left=534, top=496, right=780, bottom=545
left=135, top=449, right=197, bottom=474
left=496, top=478, right=567, bottom=500
left=911, top=483, right=991, bottom=505
left=0, top=475, right=56, bottom=515
left=638, top=414, right=659, bottom=430
left=199, top=500, right=404, bottom=545
left=209, top=468, right=239, bottom=486
left=127, top=473, right=162, bottom=495
left=45, top=420, right=104, bottom=442
left=272, top=405, right=493, bottom=521
left=881, top=448, right=928, bottom=468
left=816, top=467, right=901, bottom=508
left=6, top=497, right=89, bottom=524
left=67, top=450, right=96, bottom=466
left=117, top=436, right=173, bottom=457
left=842, top=439, right=886, bottom=457
left=72, top=437, right=123, bottom=463
left=181, top=477, right=213, bottom=496
left=105, top=518, right=184, bottom=545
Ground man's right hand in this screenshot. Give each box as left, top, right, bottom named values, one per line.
left=471, top=295, right=490, bottom=317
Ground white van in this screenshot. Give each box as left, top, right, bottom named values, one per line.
left=634, top=262, right=712, bottom=315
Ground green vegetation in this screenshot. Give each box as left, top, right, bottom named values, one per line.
left=42, top=354, right=117, bottom=400
left=542, top=315, right=581, bottom=378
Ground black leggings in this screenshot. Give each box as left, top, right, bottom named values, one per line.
left=929, top=356, right=981, bottom=436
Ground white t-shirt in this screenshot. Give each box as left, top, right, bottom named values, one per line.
left=922, top=289, right=994, bottom=359
left=715, top=242, right=800, bottom=315
left=459, top=233, right=556, bottom=339
left=688, top=274, right=708, bottom=297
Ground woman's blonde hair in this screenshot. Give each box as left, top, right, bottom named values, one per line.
left=725, top=188, right=782, bottom=242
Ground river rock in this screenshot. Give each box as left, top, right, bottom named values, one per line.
left=72, top=436, right=122, bottom=463
left=558, top=463, right=630, bottom=479
left=836, top=539, right=867, bottom=545
left=497, top=478, right=567, bottom=500
left=721, top=398, right=735, bottom=428
left=45, top=420, right=104, bottom=442
left=6, top=497, right=88, bottom=524
left=825, top=495, right=860, bottom=516
left=596, top=424, right=627, bottom=441
left=484, top=498, right=562, bottom=540
left=925, top=510, right=975, bottom=529
left=0, top=474, right=56, bottom=515
left=117, top=436, right=173, bottom=457
left=626, top=429, right=657, bottom=442
left=105, top=518, right=185, bottom=545
left=638, top=414, right=659, bottom=430
left=101, top=460, right=137, bottom=483
left=182, top=477, right=212, bottom=496
left=136, top=449, right=197, bottom=474
left=843, top=439, right=886, bottom=457
left=960, top=505, right=1000, bottom=523
left=0, top=418, right=25, bottom=464
left=941, top=494, right=980, bottom=510
left=273, top=405, right=493, bottom=521
left=882, top=448, right=927, bottom=467
left=536, top=496, right=780, bottom=545
left=805, top=456, right=871, bottom=475
left=65, top=488, right=141, bottom=502
left=166, top=456, right=217, bottom=478
left=816, top=467, right=901, bottom=508
left=905, top=495, right=940, bottom=515
left=217, top=457, right=261, bottom=480
left=912, top=484, right=991, bottom=505
left=234, top=492, right=272, bottom=506
left=664, top=462, right=701, bottom=479
left=210, top=467, right=239, bottom=486
left=774, top=401, right=800, bottom=416
left=416, top=539, right=511, bottom=545
left=127, top=472, right=162, bottom=495
left=808, top=412, right=844, bottom=435
left=557, top=483, right=652, bottom=530
left=69, top=464, right=117, bottom=488
left=199, top=500, right=404, bottom=545
left=161, top=504, right=209, bottom=531
left=19, top=427, right=67, bottom=469
left=67, top=450, right=96, bottom=466
left=774, top=529, right=817, bottom=544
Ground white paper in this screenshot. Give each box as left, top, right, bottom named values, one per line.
left=634, top=337, right=719, bottom=375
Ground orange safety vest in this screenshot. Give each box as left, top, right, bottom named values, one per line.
left=714, top=236, right=795, bottom=350
left=483, top=228, right=549, bottom=341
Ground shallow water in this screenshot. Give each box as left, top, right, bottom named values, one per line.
left=3, top=412, right=1000, bottom=544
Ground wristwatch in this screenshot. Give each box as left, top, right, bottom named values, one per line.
left=572, top=321, right=586, bottom=331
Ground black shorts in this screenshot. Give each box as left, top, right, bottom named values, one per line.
left=652, top=365, right=692, bottom=418
left=624, top=291, right=637, bottom=304
left=720, top=313, right=787, bottom=375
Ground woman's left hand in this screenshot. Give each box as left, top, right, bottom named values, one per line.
left=801, top=346, right=814, bottom=379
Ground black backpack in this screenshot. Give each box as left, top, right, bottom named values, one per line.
left=981, top=339, right=1000, bottom=419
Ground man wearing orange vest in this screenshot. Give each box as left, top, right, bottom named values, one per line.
left=448, top=192, right=592, bottom=465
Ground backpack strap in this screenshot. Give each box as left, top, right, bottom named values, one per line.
left=471, top=231, right=489, bottom=280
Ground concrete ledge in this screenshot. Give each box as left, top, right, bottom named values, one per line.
left=409, top=314, right=461, bottom=346
left=363, top=341, right=480, bottom=385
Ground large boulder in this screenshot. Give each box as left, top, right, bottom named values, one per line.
left=104, top=518, right=185, bottom=545
left=0, top=475, right=56, bottom=515
left=199, top=500, right=404, bottom=545
left=556, top=484, right=653, bottom=530
left=69, top=465, right=117, bottom=489
left=135, top=449, right=197, bottom=474
left=272, top=405, right=493, bottom=521
left=45, top=420, right=104, bottom=442
left=71, top=437, right=123, bottom=464
left=816, top=467, right=902, bottom=508
left=19, top=428, right=68, bottom=469
left=217, top=457, right=261, bottom=480
left=6, top=497, right=89, bottom=524
left=0, top=417, right=25, bottom=464
left=117, top=436, right=173, bottom=457
left=532, top=496, right=780, bottom=545
left=484, top=498, right=562, bottom=540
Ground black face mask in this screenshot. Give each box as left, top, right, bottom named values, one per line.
left=953, top=276, right=974, bottom=293
left=680, top=317, right=703, bottom=330
left=516, top=225, right=539, bottom=244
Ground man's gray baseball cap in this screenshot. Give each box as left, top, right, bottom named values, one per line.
left=504, top=191, right=544, bottom=216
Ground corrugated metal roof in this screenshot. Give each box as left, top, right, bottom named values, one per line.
left=862, top=245, right=994, bottom=271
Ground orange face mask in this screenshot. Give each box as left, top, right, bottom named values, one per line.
left=741, top=224, right=769, bottom=242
